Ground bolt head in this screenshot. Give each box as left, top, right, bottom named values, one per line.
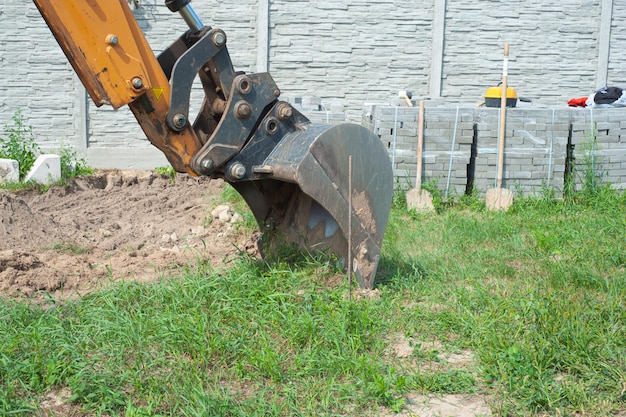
left=131, top=77, right=143, bottom=89
left=278, top=103, right=293, bottom=119
left=235, top=101, right=252, bottom=120
left=212, top=31, right=226, bottom=47
left=200, top=159, right=214, bottom=171
left=229, top=163, right=246, bottom=179
left=106, top=34, right=119, bottom=46
left=172, top=113, right=187, bottom=129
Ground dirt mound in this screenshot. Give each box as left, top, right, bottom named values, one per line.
left=0, top=170, right=257, bottom=300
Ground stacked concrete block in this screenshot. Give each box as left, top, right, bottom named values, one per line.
left=570, top=108, right=626, bottom=190
left=473, top=108, right=569, bottom=197
left=364, top=105, right=417, bottom=189
left=363, top=104, right=473, bottom=196
left=284, top=96, right=347, bottom=125
left=421, top=107, right=474, bottom=197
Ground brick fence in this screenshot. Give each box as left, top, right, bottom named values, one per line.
left=362, top=105, right=626, bottom=197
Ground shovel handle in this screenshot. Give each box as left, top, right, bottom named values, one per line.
left=497, top=43, right=509, bottom=189
left=416, top=100, right=425, bottom=190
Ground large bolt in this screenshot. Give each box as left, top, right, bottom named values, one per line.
left=229, top=163, right=246, bottom=180
left=172, top=113, right=187, bottom=129
left=212, top=31, right=226, bottom=47
left=131, top=77, right=143, bottom=90
left=235, top=101, right=252, bottom=120
left=105, top=34, right=118, bottom=46
left=264, top=117, right=279, bottom=135
left=277, top=103, right=293, bottom=120
left=200, top=158, right=214, bottom=172
left=236, top=76, right=252, bottom=95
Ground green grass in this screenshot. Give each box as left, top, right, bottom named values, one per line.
left=1, top=188, right=625, bottom=416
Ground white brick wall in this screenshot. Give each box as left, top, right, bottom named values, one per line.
left=0, top=0, right=623, bottom=169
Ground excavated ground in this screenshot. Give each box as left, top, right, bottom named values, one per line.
left=0, top=170, right=256, bottom=301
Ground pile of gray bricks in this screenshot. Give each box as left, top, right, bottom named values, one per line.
left=473, top=108, right=568, bottom=195
left=363, top=105, right=626, bottom=198
left=363, top=104, right=473, bottom=197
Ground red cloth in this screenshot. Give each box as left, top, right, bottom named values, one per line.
left=568, top=97, right=588, bottom=107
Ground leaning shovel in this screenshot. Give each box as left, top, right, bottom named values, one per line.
left=407, top=100, right=435, bottom=212
left=486, top=43, right=513, bottom=211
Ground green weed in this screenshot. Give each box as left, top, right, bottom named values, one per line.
left=155, top=165, right=176, bottom=183
left=0, top=109, right=40, bottom=180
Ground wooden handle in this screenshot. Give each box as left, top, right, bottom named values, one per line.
left=416, top=100, right=425, bottom=189
left=497, top=43, right=509, bottom=189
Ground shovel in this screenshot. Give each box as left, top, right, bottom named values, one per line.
left=407, top=100, right=435, bottom=212
left=486, top=43, right=513, bottom=211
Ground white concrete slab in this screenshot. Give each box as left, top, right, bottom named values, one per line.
left=24, top=154, right=61, bottom=185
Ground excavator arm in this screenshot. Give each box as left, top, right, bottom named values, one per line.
left=33, top=0, right=393, bottom=288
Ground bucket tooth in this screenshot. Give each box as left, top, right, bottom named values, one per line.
left=231, top=123, right=393, bottom=288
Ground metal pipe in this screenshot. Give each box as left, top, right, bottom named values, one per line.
left=179, top=4, right=204, bottom=32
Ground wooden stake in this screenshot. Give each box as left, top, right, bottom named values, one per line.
left=348, top=155, right=353, bottom=300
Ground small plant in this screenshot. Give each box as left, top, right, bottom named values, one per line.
left=575, top=134, right=606, bottom=198
left=0, top=109, right=40, bottom=180
left=49, top=242, right=89, bottom=255
left=58, top=145, right=93, bottom=179
left=155, top=165, right=176, bottom=183
left=421, top=177, right=444, bottom=211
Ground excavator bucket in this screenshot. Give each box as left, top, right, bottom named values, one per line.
left=32, top=0, right=394, bottom=287
left=229, top=122, right=393, bottom=288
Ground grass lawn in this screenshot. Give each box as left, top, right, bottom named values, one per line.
left=1, top=186, right=625, bottom=416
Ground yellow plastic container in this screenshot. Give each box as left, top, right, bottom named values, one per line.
left=485, top=86, right=518, bottom=107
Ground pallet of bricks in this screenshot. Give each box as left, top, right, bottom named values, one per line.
left=364, top=105, right=571, bottom=198
left=473, top=108, right=568, bottom=198
left=362, top=104, right=473, bottom=198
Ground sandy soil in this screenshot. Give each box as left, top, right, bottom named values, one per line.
left=0, top=170, right=255, bottom=301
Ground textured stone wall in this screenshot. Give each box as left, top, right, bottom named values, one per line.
left=0, top=3, right=78, bottom=152
left=0, top=0, right=623, bottom=171
left=608, top=3, right=626, bottom=86
left=442, top=1, right=602, bottom=103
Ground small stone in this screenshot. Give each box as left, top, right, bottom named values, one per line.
left=218, top=211, right=231, bottom=223
left=211, top=204, right=231, bottom=218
